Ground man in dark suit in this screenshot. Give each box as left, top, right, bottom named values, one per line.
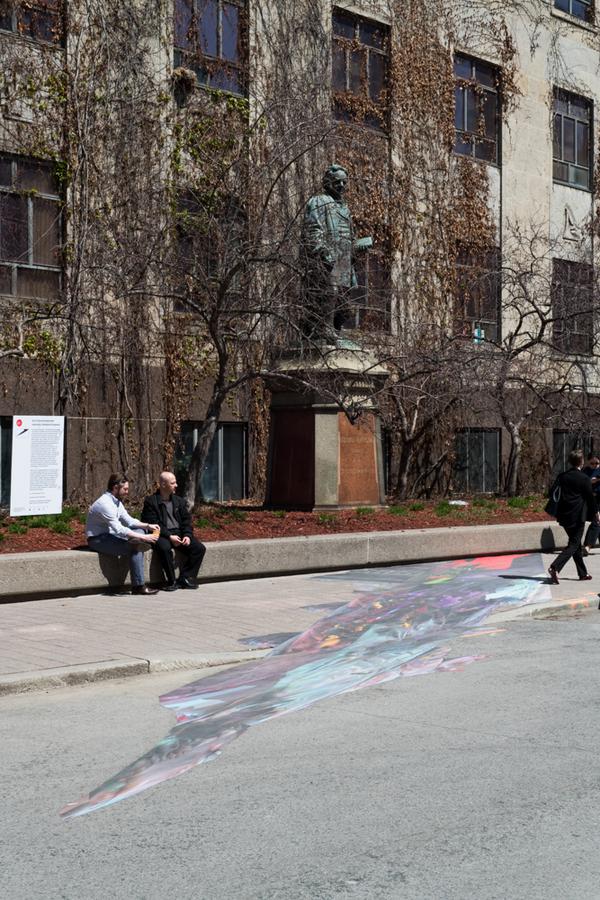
left=141, top=472, right=206, bottom=590
left=548, top=449, right=600, bottom=584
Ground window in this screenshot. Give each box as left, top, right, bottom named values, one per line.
left=553, top=89, right=592, bottom=190
left=454, top=429, right=500, bottom=493
left=454, top=54, right=500, bottom=164
left=175, top=189, right=245, bottom=310
left=0, top=0, right=63, bottom=44
left=174, top=422, right=247, bottom=501
left=174, top=0, right=246, bottom=95
left=552, top=430, right=593, bottom=478
left=350, top=251, right=390, bottom=330
left=455, top=247, right=501, bottom=342
left=552, top=259, right=594, bottom=355
left=0, top=156, right=62, bottom=300
left=332, top=8, right=389, bottom=129
left=554, top=0, right=594, bottom=23
left=0, top=417, right=11, bottom=509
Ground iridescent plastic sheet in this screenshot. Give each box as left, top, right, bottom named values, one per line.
left=60, top=553, right=548, bottom=819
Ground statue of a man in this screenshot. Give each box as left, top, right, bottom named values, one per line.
left=301, top=164, right=372, bottom=341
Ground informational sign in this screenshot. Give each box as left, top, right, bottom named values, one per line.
left=10, top=416, right=65, bottom=516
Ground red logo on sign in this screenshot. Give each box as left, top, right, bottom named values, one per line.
left=16, top=419, right=22, bottom=427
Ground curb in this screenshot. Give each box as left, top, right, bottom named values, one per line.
left=0, top=649, right=269, bottom=697
left=490, top=596, right=598, bottom=624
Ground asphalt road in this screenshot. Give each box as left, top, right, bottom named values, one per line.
left=3, top=609, right=600, bottom=899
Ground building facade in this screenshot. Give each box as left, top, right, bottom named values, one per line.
left=1, top=0, right=599, bottom=507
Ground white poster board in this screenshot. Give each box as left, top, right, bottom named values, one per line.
left=10, top=416, right=65, bottom=516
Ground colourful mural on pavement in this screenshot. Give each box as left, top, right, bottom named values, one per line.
left=60, top=553, right=549, bottom=819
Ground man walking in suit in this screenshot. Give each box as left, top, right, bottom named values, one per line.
left=548, top=449, right=600, bottom=584
left=582, top=452, right=600, bottom=555
left=142, top=471, right=206, bottom=590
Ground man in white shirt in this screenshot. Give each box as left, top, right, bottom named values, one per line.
left=86, top=473, right=159, bottom=595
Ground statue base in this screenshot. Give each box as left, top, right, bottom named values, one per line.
left=266, top=346, right=387, bottom=510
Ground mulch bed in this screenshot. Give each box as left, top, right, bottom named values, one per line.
left=0, top=499, right=553, bottom=554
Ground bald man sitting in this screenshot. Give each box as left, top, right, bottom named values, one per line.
left=141, top=472, right=206, bottom=591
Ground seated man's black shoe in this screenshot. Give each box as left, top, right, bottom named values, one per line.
left=131, top=585, right=159, bottom=595
left=176, top=576, right=197, bottom=590
left=163, top=582, right=178, bottom=592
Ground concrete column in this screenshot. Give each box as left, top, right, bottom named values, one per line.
left=314, top=408, right=339, bottom=508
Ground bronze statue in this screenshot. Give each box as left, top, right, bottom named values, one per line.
left=301, top=164, right=372, bottom=342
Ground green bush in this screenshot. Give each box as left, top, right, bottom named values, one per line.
left=226, top=508, right=247, bottom=522
left=317, top=512, right=337, bottom=524
left=409, top=502, right=425, bottom=512
left=215, top=507, right=247, bottom=521
left=507, top=496, right=531, bottom=509
left=196, top=516, right=220, bottom=529
left=272, top=509, right=286, bottom=518
left=434, top=501, right=452, bottom=517
left=355, top=506, right=374, bottom=516
left=472, top=497, right=496, bottom=509
left=8, top=523, right=28, bottom=535
left=50, top=520, right=73, bottom=535
left=388, top=505, right=408, bottom=516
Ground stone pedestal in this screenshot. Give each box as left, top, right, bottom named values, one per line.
left=266, top=346, right=386, bottom=510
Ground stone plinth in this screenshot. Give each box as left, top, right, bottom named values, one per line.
left=266, top=344, right=387, bottom=510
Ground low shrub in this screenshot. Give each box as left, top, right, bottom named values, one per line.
left=409, top=502, right=425, bottom=512
left=50, top=520, right=73, bottom=535
left=355, top=506, right=374, bottom=516
left=472, top=497, right=496, bottom=509
left=317, top=512, right=337, bottom=525
left=8, top=522, right=28, bottom=535
left=434, top=501, right=452, bottom=517
left=507, top=496, right=531, bottom=509
left=196, top=516, right=220, bottom=529
left=272, top=510, right=286, bottom=519
left=388, top=505, right=408, bottom=516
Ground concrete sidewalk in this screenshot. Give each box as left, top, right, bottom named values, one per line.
left=1, top=549, right=598, bottom=696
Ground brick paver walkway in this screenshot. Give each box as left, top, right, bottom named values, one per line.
left=0, top=571, right=358, bottom=676
left=1, top=551, right=598, bottom=678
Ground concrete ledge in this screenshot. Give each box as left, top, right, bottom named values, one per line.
left=0, top=521, right=563, bottom=602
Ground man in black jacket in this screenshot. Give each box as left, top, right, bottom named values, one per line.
left=548, top=450, right=600, bottom=584
left=141, top=472, right=206, bottom=590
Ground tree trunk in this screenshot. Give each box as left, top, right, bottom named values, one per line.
left=394, top=440, right=413, bottom=502
left=182, top=395, right=224, bottom=509
left=504, top=423, right=522, bottom=497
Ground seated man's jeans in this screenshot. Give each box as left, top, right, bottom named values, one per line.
left=88, top=528, right=146, bottom=586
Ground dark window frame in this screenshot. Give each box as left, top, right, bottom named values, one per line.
left=0, top=0, right=64, bottom=46
left=553, top=88, right=593, bottom=191
left=551, top=258, right=594, bottom=356
left=454, top=54, right=501, bottom=165
left=173, top=0, right=247, bottom=97
left=174, top=420, right=248, bottom=502
left=553, top=0, right=594, bottom=24
left=454, top=428, right=501, bottom=494
left=454, top=246, right=501, bottom=343
left=0, top=154, right=62, bottom=301
left=332, top=7, right=389, bottom=130
left=552, top=430, right=593, bottom=478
